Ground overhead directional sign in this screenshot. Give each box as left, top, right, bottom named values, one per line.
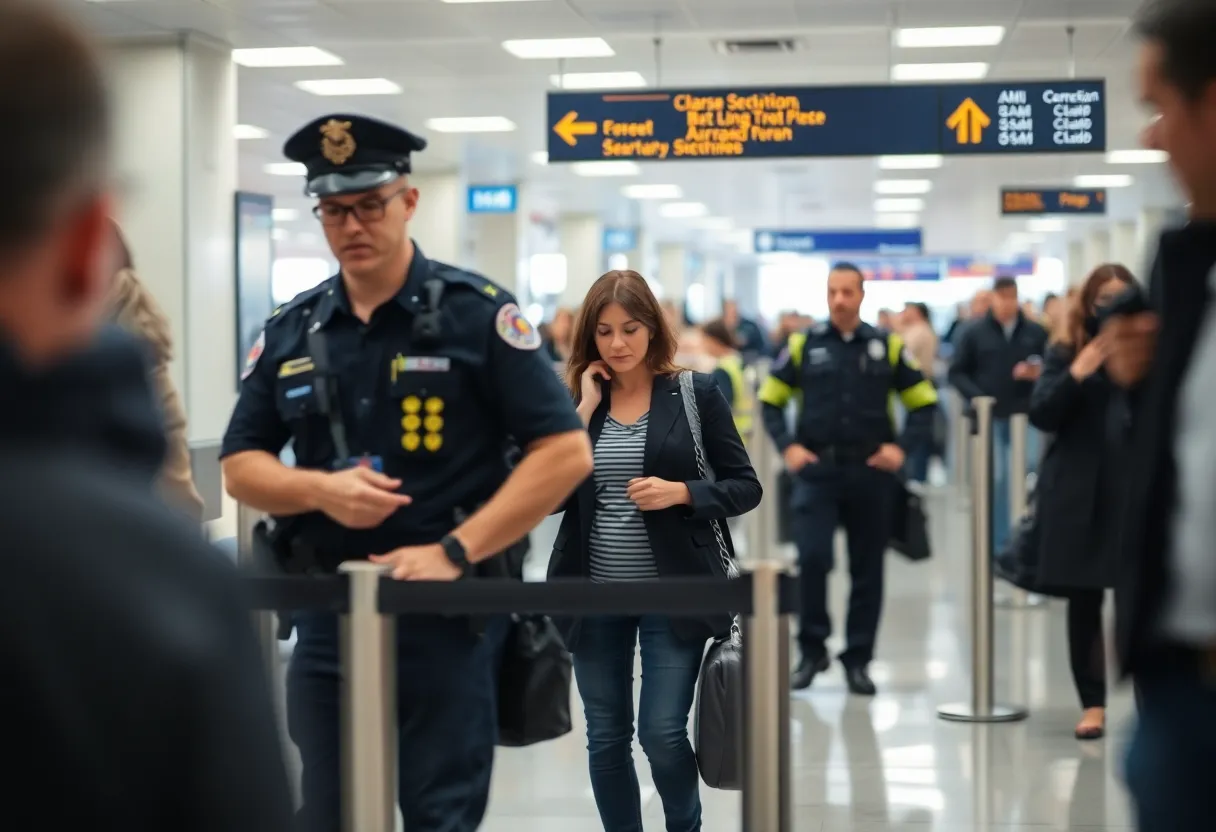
left=754, top=229, right=922, bottom=256
left=851, top=256, right=943, bottom=282
left=1001, top=188, right=1107, bottom=215
left=467, top=185, right=517, bottom=214
left=947, top=255, right=1037, bottom=279
left=547, top=80, right=1105, bottom=163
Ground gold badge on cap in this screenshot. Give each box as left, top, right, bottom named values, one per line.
left=319, top=119, right=356, bottom=165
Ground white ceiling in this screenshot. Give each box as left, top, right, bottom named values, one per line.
left=65, top=0, right=1181, bottom=261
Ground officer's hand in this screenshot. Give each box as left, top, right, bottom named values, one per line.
left=370, top=544, right=462, bottom=581
left=579, top=361, right=612, bottom=410
left=319, top=467, right=413, bottom=529
left=782, top=444, right=817, bottom=472
left=1103, top=312, right=1158, bottom=388
left=626, top=477, right=691, bottom=511
left=866, top=443, right=905, bottom=473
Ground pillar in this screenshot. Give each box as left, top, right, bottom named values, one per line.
left=1135, top=208, right=1170, bottom=281
left=1084, top=229, right=1111, bottom=274
left=410, top=172, right=464, bottom=266
left=558, top=214, right=603, bottom=308
left=104, top=34, right=237, bottom=536
left=1066, top=240, right=1087, bottom=287
left=467, top=188, right=522, bottom=297
left=657, top=243, right=688, bottom=304
left=1109, top=221, right=1137, bottom=269
left=733, top=261, right=761, bottom=320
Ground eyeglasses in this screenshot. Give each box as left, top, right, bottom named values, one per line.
left=312, top=186, right=408, bottom=227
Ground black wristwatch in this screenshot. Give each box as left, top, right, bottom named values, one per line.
left=440, top=534, right=470, bottom=573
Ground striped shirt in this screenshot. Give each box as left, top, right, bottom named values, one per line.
left=589, top=413, right=657, bottom=582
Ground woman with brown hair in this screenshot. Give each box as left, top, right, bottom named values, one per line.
left=105, top=220, right=204, bottom=521
left=548, top=270, right=761, bottom=832
left=1029, top=263, right=1137, bottom=740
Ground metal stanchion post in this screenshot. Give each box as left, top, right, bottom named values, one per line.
left=997, top=413, right=1044, bottom=609
left=340, top=562, right=397, bottom=832
left=742, top=434, right=792, bottom=832
left=951, top=390, right=971, bottom=500
left=237, top=503, right=279, bottom=683
left=937, top=397, right=1028, bottom=723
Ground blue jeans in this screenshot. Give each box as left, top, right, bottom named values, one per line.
left=286, top=613, right=504, bottom=832
left=1125, top=668, right=1216, bottom=830
left=573, top=615, right=705, bottom=832
left=991, top=417, right=1040, bottom=557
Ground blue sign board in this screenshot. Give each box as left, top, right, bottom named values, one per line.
left=603, top=227, right=638, bottom=252
left=753, top=229, right=922, bottom=256
left=467, top=185, right=517, bottom=214
left=547, top=80, right=1105, bottom=162
left=946, top=256, right=1037, bottom=279
left=1001, top=187, right=1106, bottom=215
left=851, top=256, right=942, bottom=282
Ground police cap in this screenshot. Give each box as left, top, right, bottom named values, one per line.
left=283, top=114, right=428, bottom=198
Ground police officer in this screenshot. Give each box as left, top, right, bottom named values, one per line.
left=219, top=113, right=593, bottom=832
left=758, top=262, right=937, bottom=695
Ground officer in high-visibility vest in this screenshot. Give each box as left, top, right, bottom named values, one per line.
left=758, top=263, right=938, bottom=695
left=701, top=317, right=754, bottom=441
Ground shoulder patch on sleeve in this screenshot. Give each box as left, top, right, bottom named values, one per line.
left=241, top=330, right=266, bottom=380
left=495, top=303, right=541, bottom=351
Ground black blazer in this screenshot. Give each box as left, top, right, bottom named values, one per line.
left=547, top=372, right=763, bottom=649
left=1116, top=223, right=1216, bottom=677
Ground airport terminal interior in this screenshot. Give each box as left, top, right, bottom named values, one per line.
left=61, top=0, right=1184, bottom=829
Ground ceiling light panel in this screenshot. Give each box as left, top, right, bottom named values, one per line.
left=878, top=155, right=943, bottom=170
left=571, top=161, right=640, bottom=177
left=552, top=71, right=647, bottom=90
left=295, top=78, right=401, bottom=96
left=1073, top=174, right=1134, bottom=187
left=503, top=38, right=614, bottom=59
left=1106, top=149, right=1169, bottom=164
left=891, top=62, right=988, bottom=82
left=424, top=116, right=516, bottom=133
left=622, top=184, right=683, bottom=200
left=875, top=197, right=926, bottom=212
left=874, top=179, right=933, bottom=195
left=233, top=47, right=342, bottom=68
left=234, top=124, right=269, bottom=140
left=659, top=202, right=709, bottom=218
left=265, top=162, right=307, bottom=176
left=896, top=26, right=1005, bottom=49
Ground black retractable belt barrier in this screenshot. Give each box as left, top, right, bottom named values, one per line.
left=244, top=573, right=349, bottom=614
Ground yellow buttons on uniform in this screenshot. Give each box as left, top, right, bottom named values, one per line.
left=425, top=396, right=444, bottom=414
left=402, top=414, right=422, bottom=432
left=400, top=395, right=445, bottom=453
left=424, top=414, right=444, bottom=433
left=402, top=432, right=421, bottom=452
left=402, top=396, right=421, bottom=414
left=423, top=433, right=443, bottom=452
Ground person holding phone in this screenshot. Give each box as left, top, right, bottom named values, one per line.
left=948, top=275, right=1049, bottom=557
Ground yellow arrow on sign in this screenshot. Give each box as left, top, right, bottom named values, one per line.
left=553, top=110, right=597, bottom=146
left=946, top=97, right=991, bottom=144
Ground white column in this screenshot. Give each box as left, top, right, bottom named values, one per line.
left=468, top=210, right=521, bottom=296
left=1067, top=239, right=1087, bottom=287
left=559, top=214, right=603, bottom=308
left=733, top=261, right=761, bottom=319
left=1084, top=229, right=1111, bottom=273
left=1109, top=221, right=1138, bottom=268
left=105, top=35, right=238, bottom=536
left=1135, top=208, right=1169, bottom=280
left=657, top=243, right=688, bottom=304
left=410, top=172, right=464, bottom=266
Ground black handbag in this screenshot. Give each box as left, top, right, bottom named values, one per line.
left=889, top=478, right=931, bottom=562
left=693, top=629, right=743, bottom=790
left=994, top=489, right=1070, bottom=598
left=496, top=614, right=573, bottom=747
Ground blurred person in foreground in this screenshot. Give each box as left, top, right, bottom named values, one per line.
left=1107, top=1, right=1216, bottom=827
left=1028, top=264, right=1136, bottom=741
left=0, top=3, right=293, bottom=829
left=105, top=220, right=205, bottom=521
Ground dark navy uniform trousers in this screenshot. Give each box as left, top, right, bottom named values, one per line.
left=790, top=459, right=895, bottom=669
left=287, top=612, right=507, bottom=832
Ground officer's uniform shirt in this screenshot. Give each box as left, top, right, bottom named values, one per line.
left=221, top=247, right=583, bottom=563
left=758, top=320, right=938, bottom=453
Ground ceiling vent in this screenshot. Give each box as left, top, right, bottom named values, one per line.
left=713, top=38, right=802, bottom=56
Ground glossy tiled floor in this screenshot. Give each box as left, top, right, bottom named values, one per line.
left=482, top=486, right=1136, bottom=831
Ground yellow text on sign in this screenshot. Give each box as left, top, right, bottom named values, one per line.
left=947, top=98, right=991, bottom=144
left=1058, top=191, right=1092, bottom=210
left=1003, top=192, right=1046, bottom=213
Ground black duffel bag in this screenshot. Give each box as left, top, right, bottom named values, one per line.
left=496, top=614, right=573, bottom=747
left=889, top=477, right=931, bottom=562
left=693, top=627, right=743, bottom=790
